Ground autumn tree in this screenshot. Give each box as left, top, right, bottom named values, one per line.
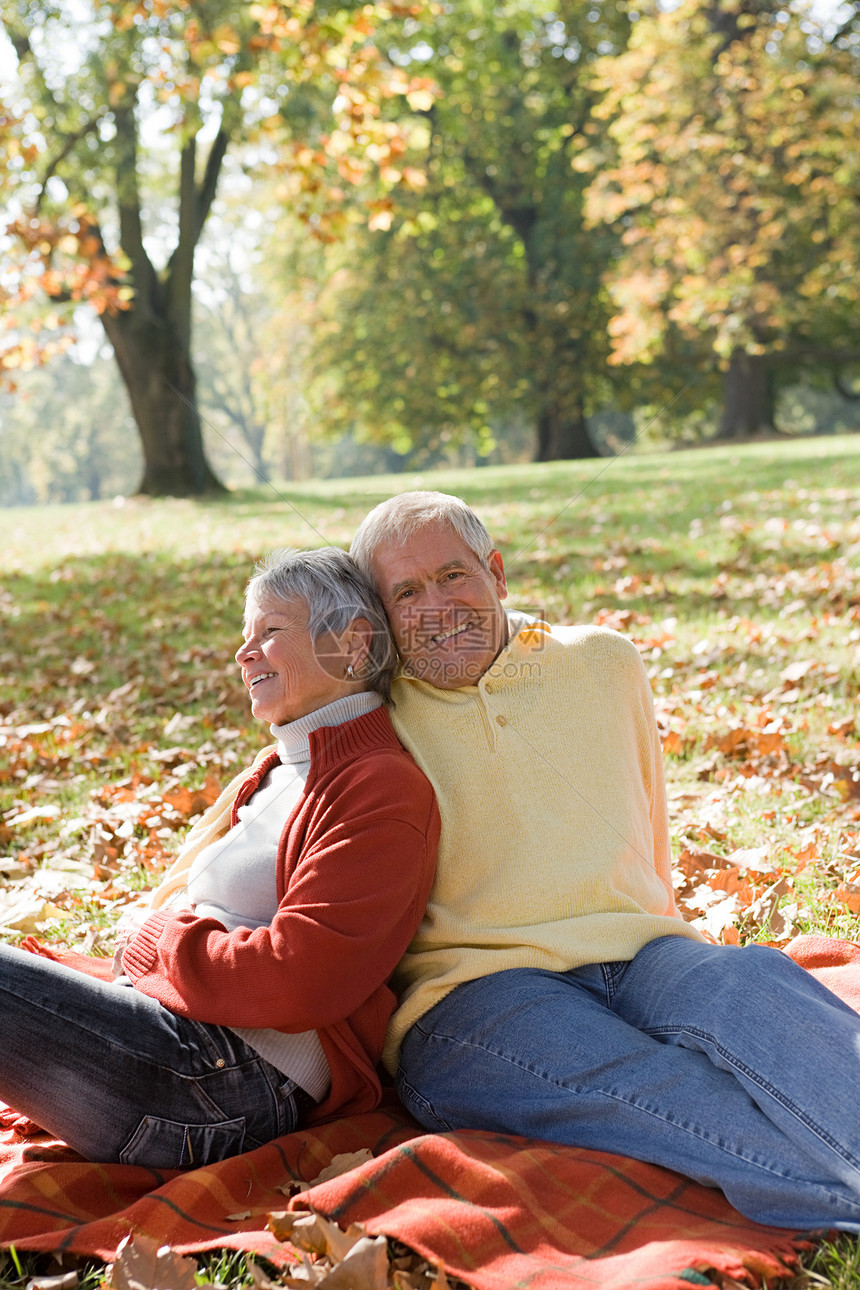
left=584, top=0, right=860, bottom=439
left=306, top=0, right=638, bottom=462
left=0, top=0, right=432, bottom=495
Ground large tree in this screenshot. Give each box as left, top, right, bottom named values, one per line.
left=584, top=0, right=860, bottom=438
left=306, top=0, right=637, bottom=462
left=0, top=0, right=428, bottom=494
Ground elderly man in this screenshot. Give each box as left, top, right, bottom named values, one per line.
left=350, top=489, right=860, bottom=1232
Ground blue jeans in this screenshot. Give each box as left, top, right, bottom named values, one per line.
left=397, top=936, right=860, bottom=1231
left=0, top=943, right=302, bottom=1167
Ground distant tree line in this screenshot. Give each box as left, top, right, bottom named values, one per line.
left=1, top=0, right=858, bottom=499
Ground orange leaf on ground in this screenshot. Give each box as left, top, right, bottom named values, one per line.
left=832, top=883, right=860, bottom=914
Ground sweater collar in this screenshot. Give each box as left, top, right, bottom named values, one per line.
left=270, top=691, right=384, bottom=765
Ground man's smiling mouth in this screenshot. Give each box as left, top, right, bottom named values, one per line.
left=432, top=622, right=473, bottom=644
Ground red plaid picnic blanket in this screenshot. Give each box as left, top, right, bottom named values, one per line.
left=2, top=934, right=857, bottom=1290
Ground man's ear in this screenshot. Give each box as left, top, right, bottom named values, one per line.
left=489, top=550, right=508, bottom=601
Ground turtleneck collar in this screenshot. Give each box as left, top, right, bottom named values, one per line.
left=270, top=691, right=384, bottom=765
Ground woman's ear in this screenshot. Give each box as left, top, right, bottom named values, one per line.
left=345, top=616, right=374, bottom=677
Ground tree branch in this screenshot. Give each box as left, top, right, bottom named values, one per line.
left=198, top=128, right=230, bottom=233
left=112, top=98, right=156, bottom=295
left=34, top=118, right=102, bottom=214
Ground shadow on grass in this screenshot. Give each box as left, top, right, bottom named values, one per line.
left=0, top=550, right=250, bottom=728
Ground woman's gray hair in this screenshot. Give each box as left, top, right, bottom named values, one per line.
left=350, top=491, right=495, bottom=582
left=246, top=547, right=397, bottom=703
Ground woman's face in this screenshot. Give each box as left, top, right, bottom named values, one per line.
left=236, top=597, right=356, bottom=727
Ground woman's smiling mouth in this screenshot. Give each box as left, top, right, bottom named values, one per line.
left=249, top=672, right=277, bottom=688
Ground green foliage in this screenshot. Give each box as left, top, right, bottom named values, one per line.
left=301, top=0, right=635, bottom=461
left=0, top=0, right=432, bottom=494
left=4, top=0, right=860, bottom=471
left=584, top=0, right=860, bottom=386
left=795, top=1233, right=860, bottom=1290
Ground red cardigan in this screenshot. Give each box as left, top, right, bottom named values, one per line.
left=121, top=706, right=440, bottom=1124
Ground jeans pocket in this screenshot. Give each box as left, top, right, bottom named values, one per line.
left=396, top=1072, right=454, bottom=1133
left=119, top=1114, right=246, bottom=1169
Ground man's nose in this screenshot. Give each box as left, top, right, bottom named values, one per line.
left=422, top=583, right=455, bottom=609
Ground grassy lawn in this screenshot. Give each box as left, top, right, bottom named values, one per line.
left=1, top=432, right=860, bottom=1287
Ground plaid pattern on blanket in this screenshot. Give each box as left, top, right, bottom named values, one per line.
left=3, top=933, right=857, bottom=1289
left=0, top=1102, right=807, bottom=1289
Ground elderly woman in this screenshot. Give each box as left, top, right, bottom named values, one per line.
left=0, top=548, right=439, bottom=1168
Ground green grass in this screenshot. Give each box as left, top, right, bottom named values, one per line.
left=2, top=432, right=860, bottom=1287
left=0, top=1246, right=277, bottom=1290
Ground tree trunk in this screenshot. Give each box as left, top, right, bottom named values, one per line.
left=718, top=350, right=776, bottom=439
left=101, top=309, right=225, bottom=497
left=103, top=111, right=228, bottom=497
left=534, top=397, right=600, bottom=461
left=240, top=418, right=270, bottom=486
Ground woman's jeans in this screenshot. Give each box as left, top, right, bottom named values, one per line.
left=0, top=943, right=302, bottom=1168
left=397, top=936, right=860, bottom=1231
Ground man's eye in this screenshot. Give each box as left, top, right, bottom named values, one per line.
left=397, top=589, right=414, bottom=601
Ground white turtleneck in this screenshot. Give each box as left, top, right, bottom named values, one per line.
left=183, top=690, right=383, bottom=1100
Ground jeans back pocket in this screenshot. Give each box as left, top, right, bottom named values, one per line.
left=119, top=1114, right=246, bottom=1169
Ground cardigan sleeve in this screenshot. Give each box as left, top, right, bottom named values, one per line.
left=121, top=754, right=439, bottom=1033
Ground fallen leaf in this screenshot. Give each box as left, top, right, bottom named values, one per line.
left=310, top=1149, right=374, bottom=1186
left=316, top=1235, right=389, bottom=1290
left=278, top=1212, right=368, bottom=1263
left=110, top=1233, right=199, bottom=1290
left=743, top=877, right=797, bottom=938
left=25, top=1274, right=79, bottom=1290
left=5, top=805, right=62, bottom=827
left=677, top=845, right=726, bottom=878
left=779, top=659, right=817, bottom=684
left=689, top=888, right=742, bottom=940
left=727, top=845, right=778, bottom=874
left=661, top=729, right=685, bottom=754
left=832, top=883, right=860, bottom=914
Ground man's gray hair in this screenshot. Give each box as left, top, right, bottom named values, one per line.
left=246, top=547, right=397, bottom=702
left=350, top=491, right=495, bottom=581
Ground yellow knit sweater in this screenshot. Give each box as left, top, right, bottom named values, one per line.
left=384, top=618, right=704, bottom=1072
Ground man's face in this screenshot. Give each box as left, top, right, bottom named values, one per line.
left=370, top=522, right=508, bottom=689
